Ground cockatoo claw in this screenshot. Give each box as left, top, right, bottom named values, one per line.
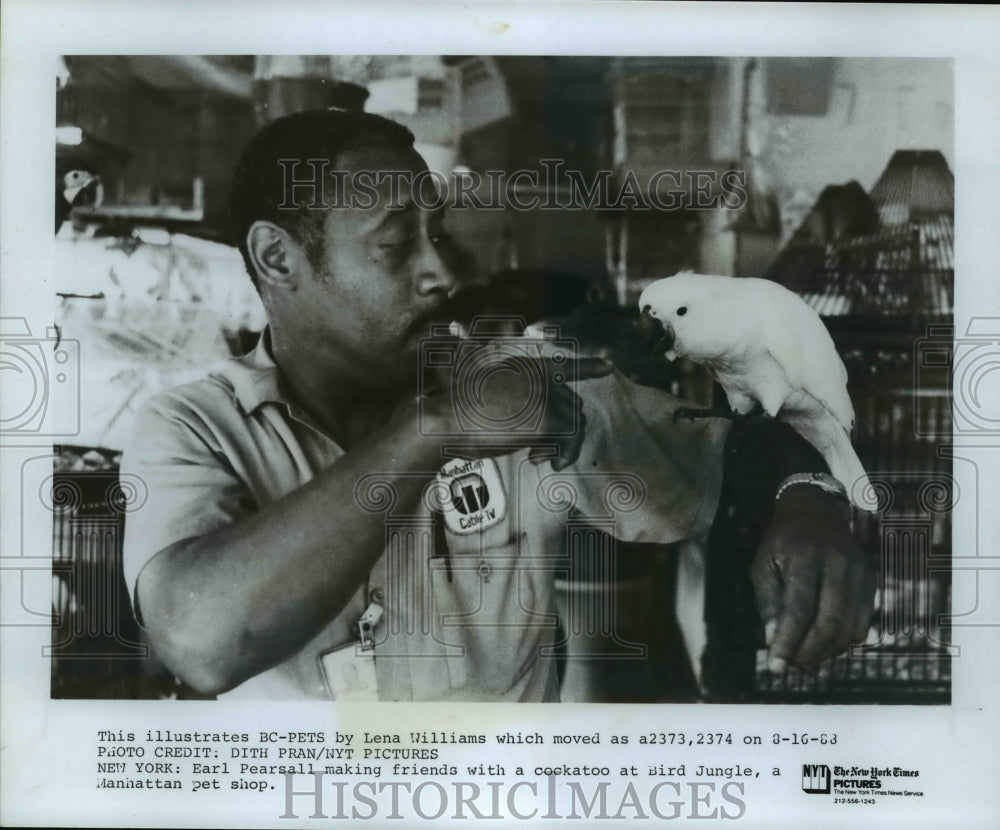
left=673, top=406, right=735, bottom=424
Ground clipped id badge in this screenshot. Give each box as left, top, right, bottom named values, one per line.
left=319, top=599, right=383, bottom=702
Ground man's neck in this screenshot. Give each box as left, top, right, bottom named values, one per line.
left=267, top=327, right=402, bottom=449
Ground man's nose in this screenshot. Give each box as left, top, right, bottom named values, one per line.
left=414, top=237, right=459, bottom=298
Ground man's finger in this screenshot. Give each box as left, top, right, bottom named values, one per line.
left=545, top=355, right=614, bottom=382
left=527, top=437, right=577, bottom=470
left=529, top=445, right=559, bottom=466
left=547, top=385, right=579, bottom=420
left=552, top=410, right=588, bottom=471
left=792, top=554, right=850, bottom=666
left=766, top=555, right=822, bottom=672
left=751, top=551, right=784, bottom=647
left=555, top=419, right=588, bottom=470
left=546, top=378, right=579, bottom=410
left=527, top=397, right=584, bottom=468
left=851, top=566, right=877, bottom=646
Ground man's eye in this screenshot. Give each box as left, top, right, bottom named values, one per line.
left=380, top=236, right=414, bottom=251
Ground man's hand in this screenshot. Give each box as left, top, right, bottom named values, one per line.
left=419, top=337, right=613, bottom=470
left=750, top=484, right=876, bottom=672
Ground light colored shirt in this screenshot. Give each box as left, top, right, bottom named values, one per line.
left=121, top=333, right=729, bottom=701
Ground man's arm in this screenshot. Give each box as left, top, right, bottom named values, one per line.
left=132, top=352, right=612, bottom=696
left=135, top=404, right=442, bottom=696
left=566, top=373, right=875, bottom=670
left=722, top=416, right=876, bottom=670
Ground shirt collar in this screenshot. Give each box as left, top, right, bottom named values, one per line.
left=227, top=327, right=295, bottom=414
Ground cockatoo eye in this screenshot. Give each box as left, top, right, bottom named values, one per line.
left=677, top=306, right=688, bottom=316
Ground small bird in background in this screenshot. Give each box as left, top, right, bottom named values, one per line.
left=638, top=272, right=874, bottom=511
left=55, top=168, right=101, bottom=232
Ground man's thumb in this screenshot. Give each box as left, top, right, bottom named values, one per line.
left=751, top=557, right=783, bottom=643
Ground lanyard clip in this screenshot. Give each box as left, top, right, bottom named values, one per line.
left=355, top=599, right=384, bottom=650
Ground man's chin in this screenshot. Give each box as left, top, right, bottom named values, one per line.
left=386, top=344, right=424, bottom=388
left=407, top=318, right=457, bottom=344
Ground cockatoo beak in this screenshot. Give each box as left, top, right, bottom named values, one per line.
left=638, top=306, right=676, bottom=357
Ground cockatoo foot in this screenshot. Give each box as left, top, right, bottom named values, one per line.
left=673, top=406, right=741, bottom=424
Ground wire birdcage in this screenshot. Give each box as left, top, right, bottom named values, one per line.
left=704, top=150, right=955, bottom=704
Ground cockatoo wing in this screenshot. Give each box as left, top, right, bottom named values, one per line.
left=744, top=278, right=855, bottom=431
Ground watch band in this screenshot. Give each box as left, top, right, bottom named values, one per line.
left=775, top=472, right=849, bottom=504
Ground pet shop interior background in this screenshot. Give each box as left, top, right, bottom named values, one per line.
left=47, top=57, right=953, bottom=702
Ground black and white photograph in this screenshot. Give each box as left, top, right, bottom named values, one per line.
left=45, top=52, right=952, bottom=706
left=2, top=2, right=998, bottom=828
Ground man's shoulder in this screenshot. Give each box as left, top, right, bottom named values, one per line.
left=132, top=355, right=266, bottom=444
left=122, top=359, right=262, bottom=471
left=142, top=366, right=240, bottom=422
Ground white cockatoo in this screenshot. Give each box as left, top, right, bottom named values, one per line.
left=638, top=272, right=873, bottom=510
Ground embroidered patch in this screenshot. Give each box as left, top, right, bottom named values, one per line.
left=437, top=457, right=507, bottom=535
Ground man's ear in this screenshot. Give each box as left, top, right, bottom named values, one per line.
left=247, top=221, right=301, bottom=291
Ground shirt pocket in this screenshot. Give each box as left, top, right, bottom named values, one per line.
left=428, top=533, right=557, bottom=697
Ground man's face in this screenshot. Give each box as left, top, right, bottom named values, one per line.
left=287, top=144, right=465, bottom=388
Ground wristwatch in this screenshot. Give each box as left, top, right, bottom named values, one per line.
left=774, top=472, right=849, bottom=504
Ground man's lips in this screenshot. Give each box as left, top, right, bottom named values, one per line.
left=407, top=285, right=497, bottom=339
left=406, top=307, right=459, bottom=340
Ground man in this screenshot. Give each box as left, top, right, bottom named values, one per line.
left=122, top=109, right=874, bottom=701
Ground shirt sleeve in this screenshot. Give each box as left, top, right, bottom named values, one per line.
left=560, top=370, right=732, bottom=543
left=119, top=388, right=257, bottom=619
